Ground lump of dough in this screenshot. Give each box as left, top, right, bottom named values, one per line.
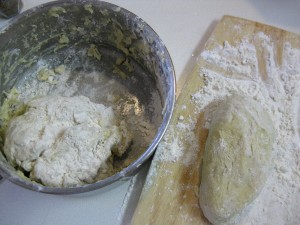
left=199, top=95, right=275, bottom=225
left=4, top=95, right=132, bottom=187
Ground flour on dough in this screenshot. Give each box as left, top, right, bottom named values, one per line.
left=4, top=95, right=132, bottom=187
left=199, top=95, right=275, bottom=225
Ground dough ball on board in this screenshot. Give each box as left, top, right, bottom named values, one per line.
left=199, top=95, right=275, bottom=225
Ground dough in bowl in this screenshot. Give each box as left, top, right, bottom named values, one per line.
left=199, top=95, right=275, bottom=225
left=4, top=95, right=132, bottom=187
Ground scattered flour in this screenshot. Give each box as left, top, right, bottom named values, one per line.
left=155, top=125, right=184, bottom=163
left=148, top=31, right=300, bottom=224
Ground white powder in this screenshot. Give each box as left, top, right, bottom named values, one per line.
left=155, top=125, right=184, bottom=163
left=201, top=39, right=259, bottom=79
left=198, top=33, right=300, bottom=224
left=149, top=31, right=300, bottom=224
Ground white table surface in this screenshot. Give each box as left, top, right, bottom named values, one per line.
left=0, top=1, right=300, bottom=225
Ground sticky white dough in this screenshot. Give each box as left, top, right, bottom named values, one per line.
left=199, top=95, right=275, bottom=225
left=4, top=95, right=132, bottom=187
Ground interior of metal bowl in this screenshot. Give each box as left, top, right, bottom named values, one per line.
left=0, top=0, right=175, bottom=194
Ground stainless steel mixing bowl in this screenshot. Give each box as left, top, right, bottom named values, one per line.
left=0, top=0, right=175, bottom=194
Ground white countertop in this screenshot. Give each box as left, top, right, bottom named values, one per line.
left=0, top=1, right=300, bottom=225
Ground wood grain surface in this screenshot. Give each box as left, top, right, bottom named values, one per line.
left=130, top=15, right=300, bottom=225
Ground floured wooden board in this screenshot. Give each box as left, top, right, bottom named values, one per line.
left=130, top=15, right=300, bottom=225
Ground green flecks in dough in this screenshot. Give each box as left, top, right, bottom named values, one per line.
left=19, top=58, right=27, bottom=64
left=1, top=50, right=9, bottom=65
left=0, top=88, right=26, bottom=145
left=129, top=39, right=151, bottom=57
left=37, top=68, right=53, bottom=81
left=113, top=66, right=127, bottom=79
left=48, top=6, right=66, bottom=18
left=87, top=44, right=101, bottom=61
left=54, top=65, right=66, bottom=75
left=90, top=31, right=98, bottom=37
left=37, top=68, right=57, bottom=84
left=54, top=44, right=68, bottom=53
left=136, top=39, right=150, bottom=54
left=123, top=58, right=134, bottom=72
left=37, top=65, right=66, bottom=83
left=99, top=18, right=111, bottom=27
left=31, top=33, right=38, bottom=42
left=116, top=56, right=125, bottom=65
left=31, top=24, right=37, bottom=30
left=23, top=58, right=36, bottom=69
left=84, top=4, right=93, bottom=14
left=112, top=29, right=130, bottom=55
left=116, top=56, right=134, bottom=72
left=16, top=170, right=40, bottom=184
left=114, top=29, right=123, bottom=42
left=90, top=28, right=101, bottom=38
left=22, top=38, right=30, bottom=49
left=58, top=34, right=69, bottom=44
left=84, top=17, right=92, bottom=26
left=70, top=26, right=86, bottom=36
left=111, top=18, right=122, bottom=29
left=199, top=95, right=275, bottom=225
left=77, top=27, right=86, bottom=35
left=100, top=9, right=109, bottom=16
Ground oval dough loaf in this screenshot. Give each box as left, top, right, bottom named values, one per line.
left=199, top=95, right=275, bottom=225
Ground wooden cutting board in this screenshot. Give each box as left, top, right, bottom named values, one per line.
left=130, top=15, right=300, bottom=225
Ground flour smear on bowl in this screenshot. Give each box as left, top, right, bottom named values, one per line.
left=148, top=31, right=300, bottom=224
